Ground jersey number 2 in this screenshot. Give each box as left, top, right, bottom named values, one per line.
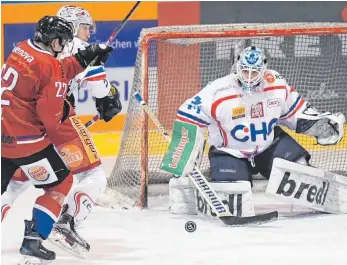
left=1, top=64, right=18, bottom=106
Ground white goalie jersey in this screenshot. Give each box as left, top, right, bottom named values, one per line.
left=176, top=70, right=308, bottom=160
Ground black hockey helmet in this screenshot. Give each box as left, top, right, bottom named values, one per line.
left=34, top=16, right=74, bottom=47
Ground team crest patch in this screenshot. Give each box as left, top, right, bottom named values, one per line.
left=28, top=166, right=50, bottom=181
left=251, top=102, right=264, bottom=118
left=232, top=106, right=246, bottom=119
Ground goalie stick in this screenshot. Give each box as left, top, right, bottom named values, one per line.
left=67, top=1, right=141, bottom=100
left=133, top=91, right=278, bottom=226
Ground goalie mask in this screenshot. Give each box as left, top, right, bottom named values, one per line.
left=236, top=46, right=267, bottom=94
left=57, top=5, right=96, bottom=36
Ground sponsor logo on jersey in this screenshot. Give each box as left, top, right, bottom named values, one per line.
left=1, top=133, right=15, bottom=144
left=232, top=106, right=245, bottom=120
left=60, top=144, right=83, bottom=169
left=267, top=98, right=281, bottom=108
left=230, top=117, right=278, bottom=142
left=250, top=102, right=264, bottom=118
left=70, top=116, right=100, bottom=164
left=28, top=165, right=50, bottom=181
left=169, top=127, right=190, bottom=169
left=276, top=172, right=329, bottom=206
left=264, top=72, right=275, bottom=83
left=12, top=46, right=34, bottom=63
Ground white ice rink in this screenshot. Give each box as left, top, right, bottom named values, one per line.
left=2, top=157, right=347, bottom=265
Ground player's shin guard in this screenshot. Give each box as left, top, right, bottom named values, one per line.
left=33, top=173, right=73, bottom=239
left=66, top=166, right=106, bottom=224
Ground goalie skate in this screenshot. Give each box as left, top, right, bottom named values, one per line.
left=48, top=214, right=89, bottom=259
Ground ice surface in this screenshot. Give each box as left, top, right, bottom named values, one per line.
left=2, top=157, right=347, bottom=265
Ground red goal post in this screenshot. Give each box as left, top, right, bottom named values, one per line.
left=109, top=23, right=347, bottom=208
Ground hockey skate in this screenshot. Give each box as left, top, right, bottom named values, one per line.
left=18, top=220, right=56, bottom=265
left=48, top=213, right=90, bottom=259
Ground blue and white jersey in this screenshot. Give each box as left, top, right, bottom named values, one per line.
left=58, top=37, right=110, bottom=100
left=176, top=70, right=308, bottom=159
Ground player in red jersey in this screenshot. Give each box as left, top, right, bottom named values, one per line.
left=1, top=15, right=112, bottom=264
left=2, top=5, right=122, bottom=259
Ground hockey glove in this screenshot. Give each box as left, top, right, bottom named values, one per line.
left=95, top=84, right=122, bottom=122
left=296, top=105, right=346, bottom=146
left=74, top=44, right=113, bottom=68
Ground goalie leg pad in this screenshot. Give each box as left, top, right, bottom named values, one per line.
left=266, top=158, right=347, bottom=214
left=169, top=177, right=197, bottom=215
left=255, top=126, right=311, bottom=179
left=209, top=146, right=252, bottom=182
left=169, top=178, right=255, bottom=217
left=197, top=181, right=255, bottom=218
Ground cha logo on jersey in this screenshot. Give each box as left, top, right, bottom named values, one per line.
left=28, top=166, right=50, bottom=181
left=230, top=118, right=278, bottom=142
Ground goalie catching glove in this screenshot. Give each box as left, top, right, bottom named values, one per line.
left=296, top=104, right=346, bottom=146
left=95, top=83, right=122, bottom=122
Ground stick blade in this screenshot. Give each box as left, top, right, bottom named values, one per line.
left=219, top=211, right=278, bottom=226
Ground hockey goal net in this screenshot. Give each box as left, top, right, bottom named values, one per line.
left=108, top=23, right=347, bottom=208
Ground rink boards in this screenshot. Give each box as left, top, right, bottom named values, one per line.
left=91, top=125, right=347, bottom=156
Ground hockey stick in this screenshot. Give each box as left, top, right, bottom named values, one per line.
left=133, top=91, right=278, bottom=226
left=67, top=1, right=141, bottom=100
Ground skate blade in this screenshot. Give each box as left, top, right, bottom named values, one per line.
left=48, top=234, right=88, bottom=259
left=17, top=255, right=53, bottom=265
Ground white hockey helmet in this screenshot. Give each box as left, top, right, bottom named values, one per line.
left=57, top=5, right=96, bottom=36
left=236, top=46, right=267, bottom=93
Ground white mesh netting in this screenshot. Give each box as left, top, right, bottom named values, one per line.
left=107, top=23, right=347, bottom=207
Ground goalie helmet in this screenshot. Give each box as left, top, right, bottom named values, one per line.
left=236, top=46, right=267, bottom=93
left=57, top=5, right=96, bottom=36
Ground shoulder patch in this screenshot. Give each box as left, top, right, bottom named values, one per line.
left=264, top=72, right=276, bottom=84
